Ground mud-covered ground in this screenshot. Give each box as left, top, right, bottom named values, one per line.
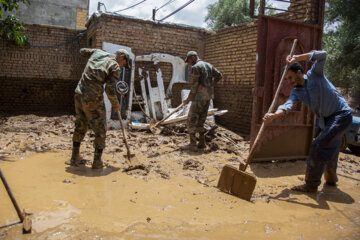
left=0, top=114, right=359, bottom=239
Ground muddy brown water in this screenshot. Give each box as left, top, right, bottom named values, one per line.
left=0, top=115, right=359, bottom=239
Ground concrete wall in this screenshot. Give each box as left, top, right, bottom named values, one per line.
left=0, top=24, right=87, bottom=113
left=4, top=0, right=89, bottom=29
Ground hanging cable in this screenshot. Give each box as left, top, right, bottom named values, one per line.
left=158, top=0, right=195, bottom=22
left=156, top=0, right=177, bottom=12
left=153, top=0, right=177, bottom=21
left=113, top=0, right=147, bottom=13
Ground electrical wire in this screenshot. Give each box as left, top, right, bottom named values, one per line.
left=113, top=0, right=147, bottom=13
left=156, top=0, right=177, bottom=12
left=158, top=0, right=195, bottom=22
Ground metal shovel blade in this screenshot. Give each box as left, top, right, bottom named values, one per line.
left=22, top=211, right=32, bottom=234
left=123, top=152, right=136, bottom=163
left=149, top=119, right=161, bottom=134
left=217, top=165, right=257, bottom=201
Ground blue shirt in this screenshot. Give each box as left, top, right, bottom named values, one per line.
left=278, top=50, right=350, bottom=128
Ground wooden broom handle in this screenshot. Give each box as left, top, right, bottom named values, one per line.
left=243, top=39, right=298, bottom=170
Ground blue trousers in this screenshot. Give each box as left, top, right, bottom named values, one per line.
left=306, top=110, right=352, bottom=187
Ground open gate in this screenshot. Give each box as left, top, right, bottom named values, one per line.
left=250, top=0, right=325, bottom=161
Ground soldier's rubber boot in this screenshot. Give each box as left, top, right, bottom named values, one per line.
left=181, top=133, right=197, bottom=151
left=92, top=148, right=104, bottom=169
left=197, top=132, right=206, bottom=149
left=66, top=142, right=81, bottom=166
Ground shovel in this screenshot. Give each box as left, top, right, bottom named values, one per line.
left=149, top=102, right=187, bottom=134
left=115, top=80, right=139, bottom=166
left=117, top=110, right=135, bottom=164
left=217, top=39, right=298, bottom=201
left=117, top=92, right=136, bottom=165
left=0, top=169, right=32, bottom=234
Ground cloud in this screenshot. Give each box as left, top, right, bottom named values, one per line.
left=89, top=0, right=217, bottom=28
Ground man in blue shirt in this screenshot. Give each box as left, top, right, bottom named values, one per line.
left=263, top=50, right=352, bottom=193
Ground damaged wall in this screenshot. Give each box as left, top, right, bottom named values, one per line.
left=0, top=14, right=258, bottom=134
left=86, top=13, right=257, bottom=134
left=1, top=0, right=320, bottom=133
left=86, top=13, right=207, bottom=92
left=0, top=24, right=87, bottom=113
left=205, top=22, right=258, bottom=134
left=87, top=14, right=206, bottom=58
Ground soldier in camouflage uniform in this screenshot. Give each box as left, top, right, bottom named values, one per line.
left=183, top=51, right=222, bottom=151
left=69, top=48, right=129, bottom=169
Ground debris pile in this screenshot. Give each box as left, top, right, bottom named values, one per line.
left=0, top=114, right=248, bottom=185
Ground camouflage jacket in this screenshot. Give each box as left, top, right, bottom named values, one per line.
left=188, top=59, right=222, bottom=101
left=75, top=48, right=120, bottom=107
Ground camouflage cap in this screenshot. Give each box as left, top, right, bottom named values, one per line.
left=115, top=49, right=130, bottom=68
left=184, top=51, right=198, bottom=63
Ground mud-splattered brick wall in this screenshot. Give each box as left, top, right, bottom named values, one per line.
left=0, top=24, right=87, bottom=113
left=205, top=22, right=258, bottom=134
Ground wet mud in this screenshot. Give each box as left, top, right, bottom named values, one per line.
left=0, top=114, right=359, bottom=239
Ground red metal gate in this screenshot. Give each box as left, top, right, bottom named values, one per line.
left=250, top=0, right=325, bottom=162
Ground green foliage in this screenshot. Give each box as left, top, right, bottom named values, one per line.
left=205, top=0, right=253, bottom=30
left=0, top=0, right=30, bottom=46
left=205, top=0, right=274, bottom=30
left=323, top=0, right=360, bottom=94
left=0, top=15, right=28, bottom=45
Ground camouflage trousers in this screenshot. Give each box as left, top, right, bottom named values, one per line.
left=72, top=93, right=107, bottom=149
left=187, top=99, right=210, bottom=134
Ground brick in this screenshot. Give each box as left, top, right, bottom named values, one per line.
left=1, top=1, right=316, bottom=133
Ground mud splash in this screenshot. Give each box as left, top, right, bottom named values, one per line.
left=0, top=115, right=359, bottom=239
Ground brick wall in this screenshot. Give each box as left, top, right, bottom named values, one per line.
left=86, top=14, right=258, bottom=134
left=87, top=14, right=207, bottom=58
left=205, top=22, right=258, bottom=134
left=202, top=0, right=322, bottom=134
left=86, top=14, right=207, bottom=89
left=1, top=0, right=320, bottom=133
left=76, top=8, right=88, bottom=30
left=287, top=0, right=322, bottom=25
left=0, top=24, right=87, bottom=113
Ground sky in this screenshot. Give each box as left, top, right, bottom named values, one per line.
left=88, top=1, right=290, bottom=29
left=89, top=0, right=218, bottom=29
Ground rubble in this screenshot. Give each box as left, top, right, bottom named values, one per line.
left=1, top=113, right=359, bottom=239
left=0, top=114, right=246, bottom=183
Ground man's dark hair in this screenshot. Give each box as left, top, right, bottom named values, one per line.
left=287, top=62, right=304, bottom=74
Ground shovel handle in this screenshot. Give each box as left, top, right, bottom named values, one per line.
left=243, top=39, right=298, bottom=170
left=0, top=169, right=24, bottom=222
left=117, top=111, right=132, bottom=163
left=154, top=102, right=186, bottom=128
